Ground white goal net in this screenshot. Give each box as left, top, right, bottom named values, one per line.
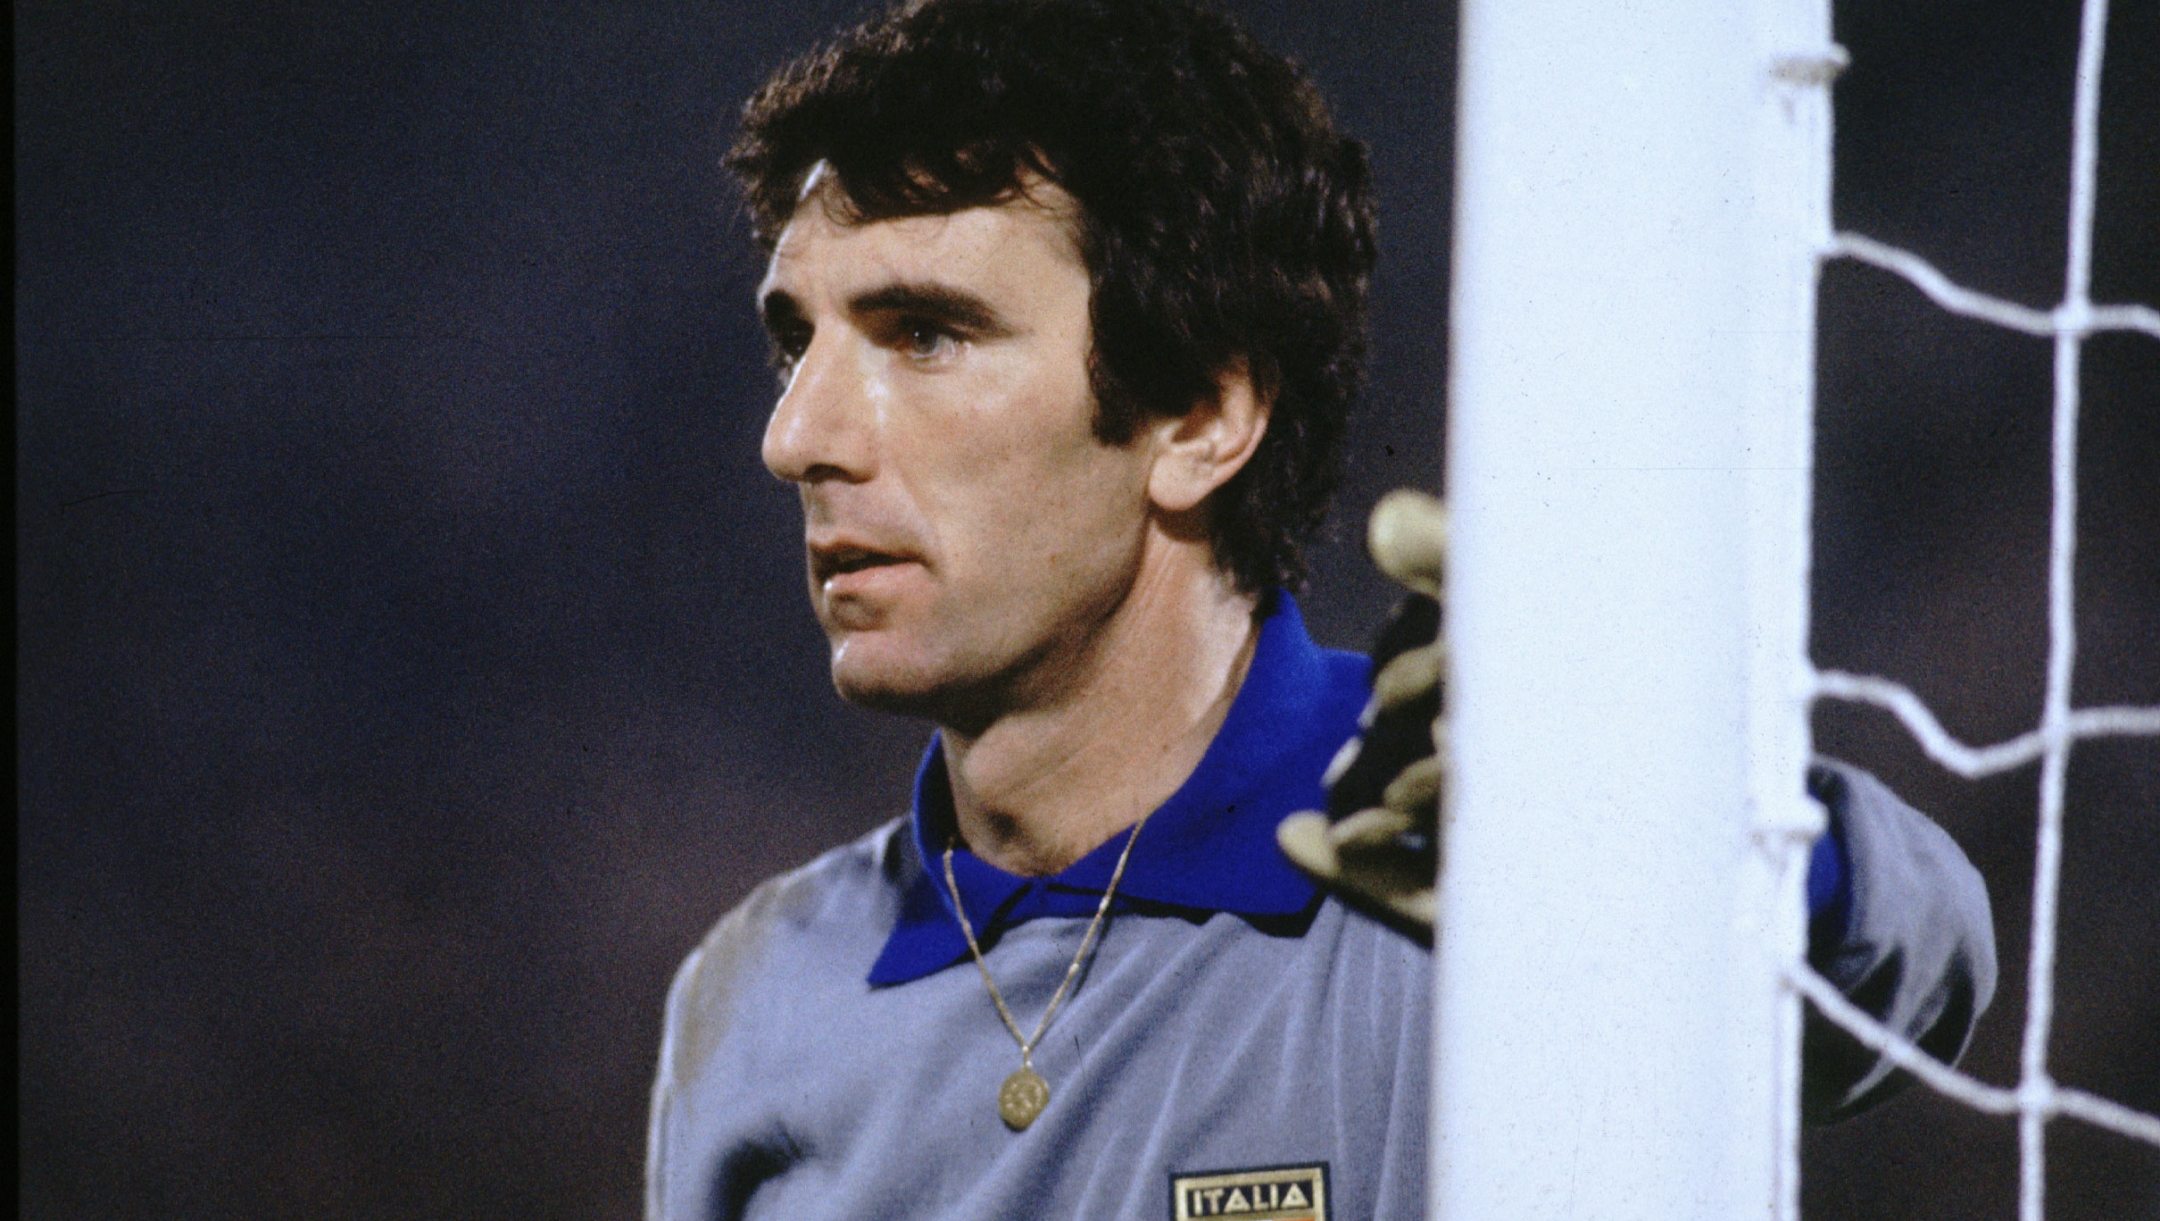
left=1436, top=0, right=2158, bottom=1217
left=1794, top=1, right=2160, bottom=1218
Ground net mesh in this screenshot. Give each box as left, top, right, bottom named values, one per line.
left=1790, top=0, right=2160, bottom=1216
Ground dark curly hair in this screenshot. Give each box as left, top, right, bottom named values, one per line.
left=728, top=0, right=1376, bottom=594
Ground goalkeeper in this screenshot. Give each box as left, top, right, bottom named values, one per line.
left=647, top=2, right=1996, bottom=1218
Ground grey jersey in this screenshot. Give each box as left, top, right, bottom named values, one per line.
left=647, top=822, right=1428, bottom=1221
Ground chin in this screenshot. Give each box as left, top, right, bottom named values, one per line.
left=830, top=670, right=936, bottom=717
left=827, top=637, right=951, bottom=714
left=826, top=634, right=1007, bottom=729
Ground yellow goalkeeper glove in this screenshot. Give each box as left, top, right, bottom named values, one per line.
left=1278, top=489, right=1446, bottom=942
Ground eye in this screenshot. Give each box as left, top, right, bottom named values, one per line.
left=766, top=321, right=812, bottom=372
left=898, top=318, right=959, bottom=362
left=776, top=323, right=813, bottom=363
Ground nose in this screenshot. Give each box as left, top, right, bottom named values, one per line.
left=761, top=332, right=875, bottom=485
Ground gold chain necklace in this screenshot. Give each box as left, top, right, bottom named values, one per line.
left=940, top=813, right=1151, bottom=1132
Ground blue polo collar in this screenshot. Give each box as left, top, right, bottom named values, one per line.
left=868, top=592, right=1371, bottom=986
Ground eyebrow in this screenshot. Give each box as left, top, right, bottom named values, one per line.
left=847, top=282, right=1015, bottom=337
left=757, top=279, right=1020, bottom=346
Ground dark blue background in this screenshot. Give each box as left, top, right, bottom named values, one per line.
left=16, top=1, right=2156, bottom=1217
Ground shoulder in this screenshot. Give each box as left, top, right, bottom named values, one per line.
left=1801, top=758, right=1999, bottom=1120
left=1280, top=896, right=1434, bottom=1060
left=1320, top=895, right=1434, bottom=999
left=655, top=819, right=911, bottom=1088
left=1807, top=758, right=1994, bottom=988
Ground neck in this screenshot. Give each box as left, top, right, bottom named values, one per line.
left=942, top=536, right=1261, bottom=877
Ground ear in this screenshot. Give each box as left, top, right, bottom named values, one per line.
left=1146, top=362, right=1272, bottom=513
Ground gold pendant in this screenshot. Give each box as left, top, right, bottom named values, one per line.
left=999, top=1066, right=1049, bottom=1131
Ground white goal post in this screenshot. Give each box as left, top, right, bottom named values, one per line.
left=1438, top=0, right=2160, bottom=1217
left=1436, top=0, right=1835, bottom=1217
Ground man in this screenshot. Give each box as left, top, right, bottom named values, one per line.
left=647, top=3, right=1996, bottom=1218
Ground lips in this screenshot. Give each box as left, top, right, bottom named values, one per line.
left=808, top=538, right=921, bottom=586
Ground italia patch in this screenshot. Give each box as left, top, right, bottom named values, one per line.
left=1170, top=1163, right=1329, bottom=1220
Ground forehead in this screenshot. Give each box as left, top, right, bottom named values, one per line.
left=758, top=179, right=1087, bottom=303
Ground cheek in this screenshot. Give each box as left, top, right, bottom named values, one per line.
left=978, top=449, right=1152, bottom=598
left=912, top=389, right=1111, bottom=529
left=895, top=338, right=1146, bottom=577
left=976, top=411, right=1133, bottom=518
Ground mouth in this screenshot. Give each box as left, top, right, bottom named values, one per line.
left=810, top=543, right=918, bottom=586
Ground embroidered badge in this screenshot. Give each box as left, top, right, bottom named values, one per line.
left=1170, top=1163, right=1329, bottom=1220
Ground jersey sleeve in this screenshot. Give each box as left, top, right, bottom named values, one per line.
left=1800, top=758, right=1999, bottom=1123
